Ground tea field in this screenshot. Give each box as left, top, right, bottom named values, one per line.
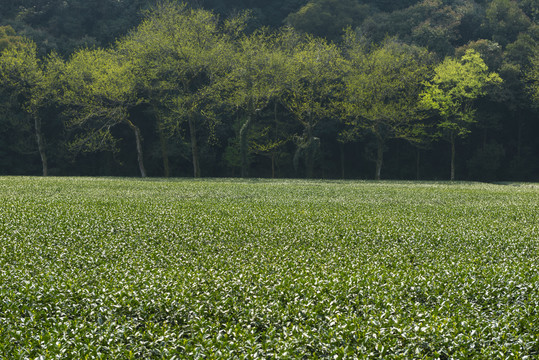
left=0, top=177, right=538, bottom=359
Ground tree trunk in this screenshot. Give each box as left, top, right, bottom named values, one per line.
left=157, top=122, right=170, bottom=178
left=305, top=125, right=315, bottom=179
left=305, top=150, right=314, bottom=178
left=127, top=120, right=147, bottom=178
left=188, top=117, right=201, bottom=178
left=340, top=142, right=345, bottom=180
left=271, top=152, right=275, bottom=179
left=450, top=132, right=456, bottom=181
left=516, top=115, right=522, bottom=160
left=239, top=114, right=253, bottom=178
left=375, top=137, right=384, bottom=180
left=34, top=116, right=48, bottom=177
left=416, top=148, right=421, bottom=181
left=272, top=103, right=278, bottom=179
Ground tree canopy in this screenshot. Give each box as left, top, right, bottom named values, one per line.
left=420, top=49, right=502, bottom=180
left=343, top=35, right=432, bottom=179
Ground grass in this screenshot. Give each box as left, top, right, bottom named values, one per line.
left=0, top=177, right=538, bottom=359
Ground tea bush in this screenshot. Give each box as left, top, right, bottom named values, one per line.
left=0, top=178, right=538, bottom=359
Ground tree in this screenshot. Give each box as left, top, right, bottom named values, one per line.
left=0, top=38, right=57, bottom=176
left=482, top=0, right=532, bottom=47
left=3, top=0, right=149, bottom=56
left=61, top=48, right=147, bottom=177
left=361, top=0, right=475, bottom=55
left=455, top=39, right=503, bottom=71
left=226, top=30, right=291, bottom=177
left=342, top=35, right=432, bottom=180
left=0, top=26, right=22, bottom=52
left=410, top=0, right=474, bottom=56
left=118, top=2, right=245, bottom=178
left=519, top=0, right=538, bottom=23
left=248, top=102, right=294, bottom=178
left=494, top=33, right=538, bottom=176
left=284, top=35, right=344, bottom=178
left=285, top=0, right=372, bottom=41
left=528, top=47, right=539, bottom=111
left=420, top=49, right=502, bottom=180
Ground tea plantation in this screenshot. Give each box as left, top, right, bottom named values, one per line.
left=0, top=177, right=538, bottom=359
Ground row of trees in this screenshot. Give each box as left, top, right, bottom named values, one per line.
left=1, top=1, right=538, bottom=180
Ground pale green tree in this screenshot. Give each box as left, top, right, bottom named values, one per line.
left=284, top=35, right=344, bottom=178
left=61, top=48, right=147, bottom=177
left=420, top=49, right=502, bottom=180
left=118, top=2, right=243, bottom=177
left=226, top=30, right=291, bottom=177
left=0, top=26, right=22, bottom=52
left=0, top=38, right=58, bottom=176
left=342, top=35, right=432, bottom=180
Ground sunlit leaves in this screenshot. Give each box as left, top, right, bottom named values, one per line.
left=420, top=49, right=502, bottom=134
left=0, top=37, right=60, bottom=176
left=342, top=37, right=431, bottom=140
left=0, top=26, right=22, bottom=52
left=420, top=49, right=503, bottom=180
left=0, top=38, right=42, bottom=94
left=62, top=48, right=138, bottom=123
left=116, top=2, right=247, bottom=177
left=60, top=48, right=147, bottom=176
left=341, top=35, right=432, bottom=179
left=285, top=35, right=344, bottom=129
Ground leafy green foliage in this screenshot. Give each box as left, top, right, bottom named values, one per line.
left=119, top=2, right=249, bottom=178
left=226, top=29, right=293, bottom=177
left=0, top=39, right=43, bottom=110
left=1, top=0, right=150, bottom=55
left=342, top=35, right=432, bottom=179
left=0, top=26, right=21, bottom=52
left=0, top=177, right=538, bottom=358
left=482, top=0, right=532, bottom=46
left=527, top=47, right=539, bottom=106
left=0, top=38, right=60, bottom=176
left=284, top=35, right=344, bottom=177
left=362, top=0, right=477, bottom=55
left=421, top=50, right=502, bottom=136
left=285, top=0, right=372, bottom=41
left=61, top=48, right=148, bottom=177
left=420, top=49, right=502, bottom=180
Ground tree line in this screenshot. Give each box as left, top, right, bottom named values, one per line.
left=1, top=0, right=538, bottom=180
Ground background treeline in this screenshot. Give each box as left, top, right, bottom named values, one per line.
left=0, top=0, right=538, bottom=180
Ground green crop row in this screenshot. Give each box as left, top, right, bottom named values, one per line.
left=0, top=177, right=538, bottom=359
